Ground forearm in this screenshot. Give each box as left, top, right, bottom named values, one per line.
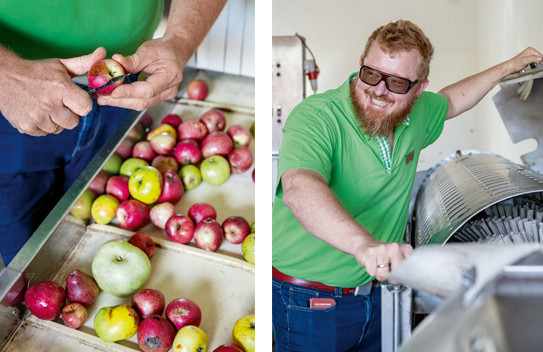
left=164, top=0, right=228, bottom=63
left=282, top=168, right=371, bottom=257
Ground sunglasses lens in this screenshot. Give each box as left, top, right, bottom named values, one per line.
left=359, top=66, right=412, bottom=94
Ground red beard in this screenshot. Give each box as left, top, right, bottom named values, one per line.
left=350, top=82, right=416, bottom=137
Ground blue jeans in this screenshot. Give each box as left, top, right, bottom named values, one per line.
left=0, top=100, right=131, bottom=266
left=272, top=277, right=381, bottom=352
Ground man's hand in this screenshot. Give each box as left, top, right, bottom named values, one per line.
left=0, top=47, right=105, bottom=136
left=504, top=46, right=543, bottom=74
left=96, top=36, right=186, bottom=111
left=355, top=239, right=413, bottom=282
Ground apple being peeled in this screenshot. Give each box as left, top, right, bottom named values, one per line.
left=187, top=202, right=217, bottom=224
left=94, top=304, right=140, bottom=343
left=186, top=79, right=208, bottom=100
left=200, top=109, right=226, bottom=133
left=87, top=59, right=126, bottom=96
left=166, top=298, right=202, bottom=330
left=65, top=269, right=100, bottom=307
left=228, top=146, right=253, bottom=174
left=132, top=288, right=165, bottom=319
left=129, top=166, right=164, bottom=205
left=138, top=315, right=176, bottom=352
left=173, top=139, right=202, bottom=166
left=232, top=314, right=255, bottom=352
left=106, top=175, right=130, bottom=202
left=200, top=155, right=231, bottom=186
left=150, top=202, right=176, bottom=229
left=24, top=281, right=66, bottom=320
left=117, top=199, right=151, bottom=231
left=157, top=169, right=184, bottom=204
left=179, top=165, right=202, bottom=191
left=92, top=240, right=151, bottom=298
left=193, top=218, right=223, bottom=252
left=226, top=124, right=251, bottom=148
left=201, top=131, right=233, bottom=158
left=178, top=120, right=208, bottom=142
left=165, top=214, right=195, bottom=244
left=222, top=216, right=251, bottom=244
left=62, top=302, right=87, bottom=329
left=128, top=232, right=156, bottom=259
left=213, top=344, right=244, bottom=352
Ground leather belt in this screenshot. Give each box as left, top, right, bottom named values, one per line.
left=272, top=266, right=377, bottom=296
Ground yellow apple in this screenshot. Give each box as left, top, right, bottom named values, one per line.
left=91, top=194, right=120, bottom=225
left=70, top=189, right=96, bottom=220
left=232, top=314, right=255, bottom=352
left=172, top=325, right=207, bottom=352
left=147, top=123, right=177, bottom=141
left=241, top=234, right=255, bottom=265
left=94, top=304, right=140, bottom=343
left=129, top=166, right=163, bottom=204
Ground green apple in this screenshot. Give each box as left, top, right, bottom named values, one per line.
left=70, top=189, right=96, bottom=220
left=250, top=121, right=255, bottom=137
left=179, top=164, right=201, bottom=190
left=129, top=166, right=163, bottom=204
left=91, top=194, right=120, bottom=225
left=232, top=314, right=255, bottom=352
left=94, top=304, right=140, bottom=343
left=103, top=153, right=122, bottom=175
left=241, top=233, right=255, bottom=265
left=250, top=222, right=255, bottom=234
left=120, top=157, right=149, bottom=177
left=91, top=240, right=151, bottom=297
left=200, top=155, right=230, bottom=186
left=172, top=325, right=207, bottom=352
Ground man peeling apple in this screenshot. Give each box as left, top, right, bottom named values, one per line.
left=0, top=0, right=227, bottom=266
left=272, top=20, right=543, bottom=351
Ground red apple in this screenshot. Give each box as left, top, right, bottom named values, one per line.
left=252, top=168, right=255, bottom=183
left=87, top=58, right=126, bottom=95
left=150, top=132, right=177, bottom=155
left=133, top=140, right=156, bottom=161
left=228, top=146, right=253, bottom=174
left=200, top=109, right=226, bottom=133
left=132, top=289, right=165, bottom=319
left=152, top=155, right=179, bottom=174
left=226, top=124, right=251, bottom=148
left=65, top=269, right=100, bottom=307
left=201, top=131, right=233, bottom=158
left=24, top=281, right=66, bottom=320
left=222, top=216, right=251, bottom=244
left=177, top=120, right=208, bottom=141
left=88, top=170, right=109, bottom=196
left=157, top=169, right=184, bottom=204
left=187, top=202, right=217, bottom=224
left=193, top=218, right=223, bottom=251
left=150, top=202, right=176, bottom=229
left=164, top=215, right=195, bottom=244
left=173, top=139, right=202, bottom=166
left=140, top=114, right=153, bottom=131
left=116, top=137, right=136, bottom=160
left=61, top=302, right=87, bottom=329
left=161, top=114, right=183, bottom=129
left=165, top=298, right=202, bottom=330
left=116, top=199, right=151, bottom=231
left=213, top=344, right=244, bottom=352
left=106, top=175, right=131, bottom=202
left=137, top=315, right=176, bottom=352
left=186, top=79, right=208, bottom=100
left=128, top=232, right=156, bottom=259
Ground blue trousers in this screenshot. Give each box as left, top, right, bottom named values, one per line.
left=0, top=101, right=130, bottom=266
left=272, top=277, right=382, bottom=352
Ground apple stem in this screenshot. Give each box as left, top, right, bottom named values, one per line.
left=116, top=256, right=124, bottom=262
left=250, top=322, right=255, bottom=330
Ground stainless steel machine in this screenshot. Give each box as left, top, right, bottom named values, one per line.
left=383, top=66, right=543, bottom=351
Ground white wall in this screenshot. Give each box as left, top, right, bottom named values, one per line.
left=272, top=0, right=541, bottom=170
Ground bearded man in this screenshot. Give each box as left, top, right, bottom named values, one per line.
left=272, top=19, right=542, bottom=352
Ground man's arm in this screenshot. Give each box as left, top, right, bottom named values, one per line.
left=282, top=168, right=412, bottom=281
left=100, top=0, right=228, bottom=110
left=439, top=47, right=543, bottom=120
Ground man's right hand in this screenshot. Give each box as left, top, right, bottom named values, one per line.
left=0, top=47, right=106, bottom=136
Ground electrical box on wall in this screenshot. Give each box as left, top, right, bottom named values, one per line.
left=272, top=36, right=306, bottom=201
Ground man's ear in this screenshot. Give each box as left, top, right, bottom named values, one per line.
left=416, top=79, right=429, bottom=96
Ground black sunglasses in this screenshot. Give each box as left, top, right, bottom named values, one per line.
left=358, top=65, right=418, bottom=94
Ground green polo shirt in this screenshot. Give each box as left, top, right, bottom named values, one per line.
left=0, top=1, right=163, bottom=59
left=272, top=73, right=449, bottom=287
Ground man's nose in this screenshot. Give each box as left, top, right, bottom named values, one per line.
left=373, top=80, right=388, bottom=95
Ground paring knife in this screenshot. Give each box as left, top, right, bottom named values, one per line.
left=86, top=73, right=131, bottom=94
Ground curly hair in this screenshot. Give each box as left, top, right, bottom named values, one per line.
left=360, top=20, right=434, bottom=81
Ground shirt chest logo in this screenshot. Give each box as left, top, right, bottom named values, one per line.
left=405, top=151, right=414, bottom=165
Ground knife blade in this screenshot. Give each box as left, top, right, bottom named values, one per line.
left=86, top=73, right=131, bottom=94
